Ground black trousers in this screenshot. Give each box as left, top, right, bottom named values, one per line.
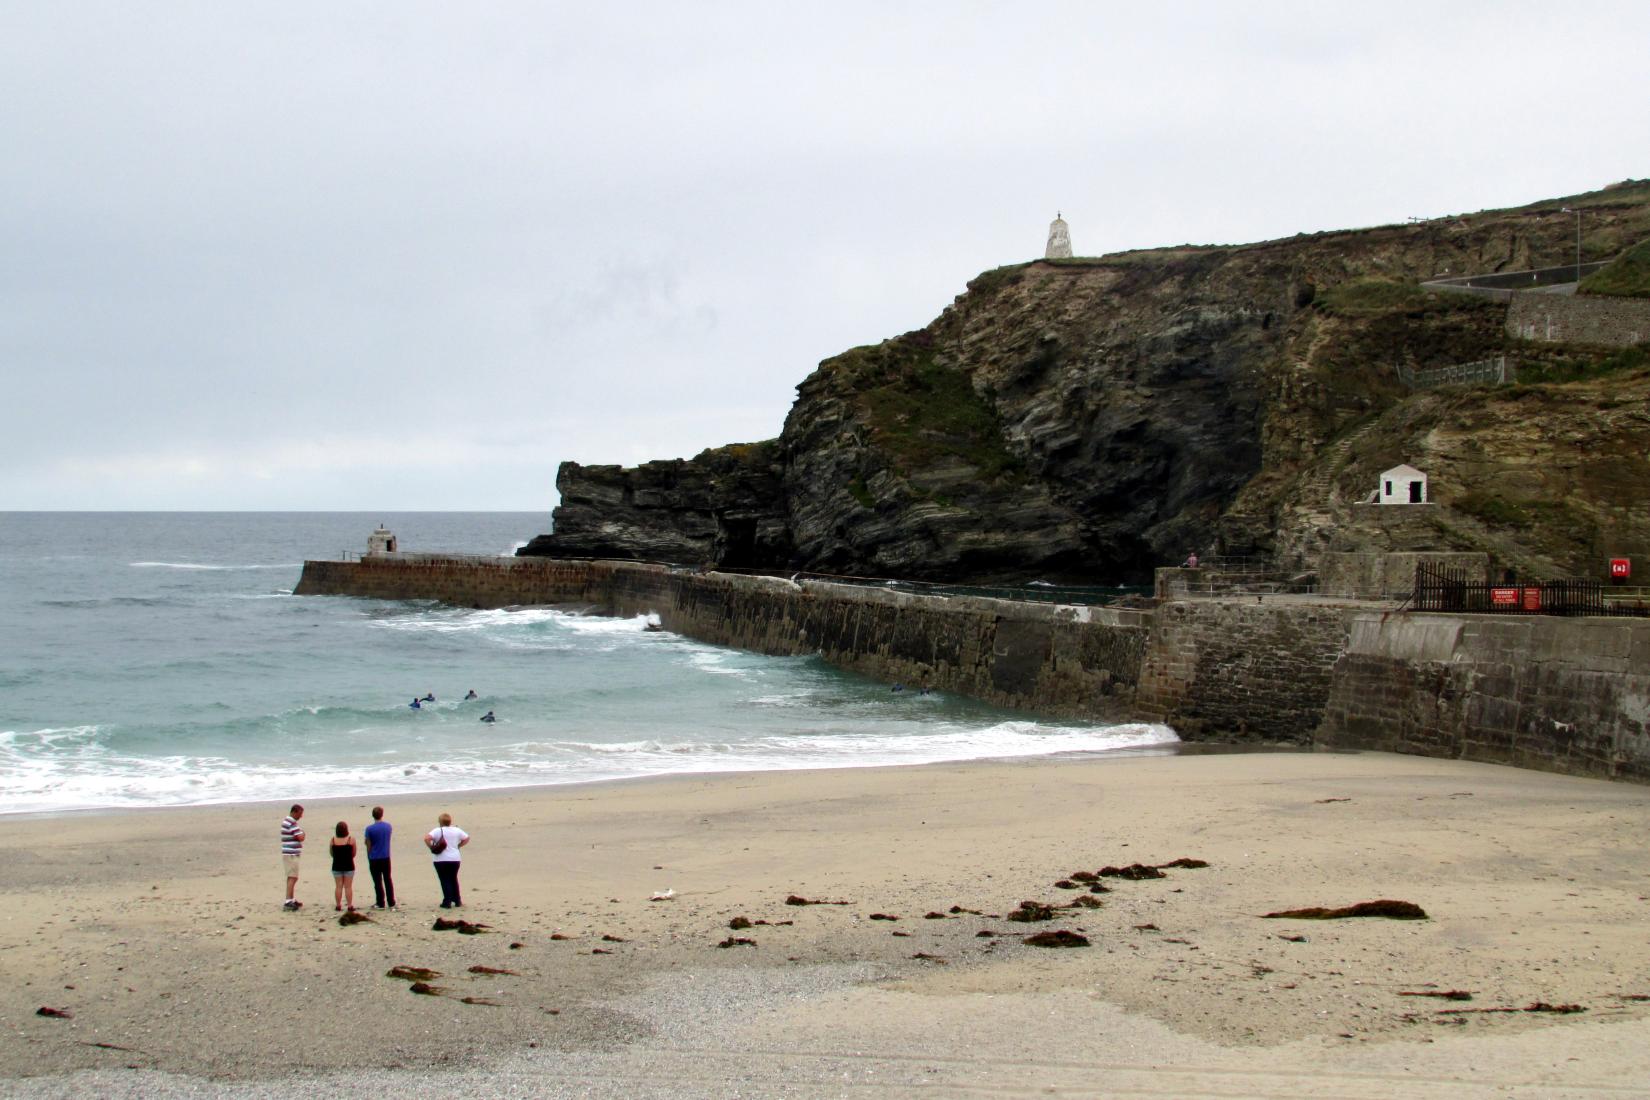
left=434, top=860, right=462, bottom=907
left=369, top=857, right=395, bottom=908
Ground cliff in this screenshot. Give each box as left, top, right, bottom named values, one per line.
left=526, top=181, right=1650, bottom=582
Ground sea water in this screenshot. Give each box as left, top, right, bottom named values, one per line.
left=0, top=513, right=1177, bottom=814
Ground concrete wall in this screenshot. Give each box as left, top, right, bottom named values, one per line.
left=295, top=555, right=666, bottom=610
left=296, top=556, right=1150, bottom=720
left=1507, top=293, right=1650, bottom=347
left=1133, top=599, right=1360, bottom=744
left=1319, top=552, right=1490, bottom=599
left=1318, top=613, right=1650, bottom=781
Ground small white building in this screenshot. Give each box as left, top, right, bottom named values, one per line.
left=366, top=525, right=398, bottom=554
left=1377, top=464, right=1429, bottom=505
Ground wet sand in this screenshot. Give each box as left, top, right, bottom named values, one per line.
left=5, top=750, right=1650, bottom=1098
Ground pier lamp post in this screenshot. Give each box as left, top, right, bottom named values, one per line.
left=1560, top=206, right=1581, bottom=283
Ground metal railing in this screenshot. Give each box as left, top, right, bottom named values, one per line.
left=1411, top=562, right=1642, bottom=617
left=1396, top=356, right=1512, bottom=390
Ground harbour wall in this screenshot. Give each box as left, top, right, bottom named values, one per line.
left=295, top=555, right=1650, bottom=781
left=1317, top=613, right=1650, bottom=782
left=295, top=556, right=1151, bottom=720
left=1133, top=599, right=1365, bottom=744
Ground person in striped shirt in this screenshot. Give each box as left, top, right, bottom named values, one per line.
left=281, top=804, right=306, bottom=910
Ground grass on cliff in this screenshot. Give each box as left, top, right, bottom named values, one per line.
left=1515, top=344, right=1649, bottom=384
left=1316, top=279, right=1504, bottom=318
left=1578, top=239, right=1650, bottom=298
left=844, top=342, right=1022, bottom=483
left=1317, top=279, right=1431, bottom=316
left=1454, top=492, right=1537, bottom=528
left=965, top=264, right=1029, bottom=298
left=868, top=358, right=1022, bottom=480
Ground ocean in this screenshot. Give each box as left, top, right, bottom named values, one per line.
left=0, top=512, right=1178, bottom=815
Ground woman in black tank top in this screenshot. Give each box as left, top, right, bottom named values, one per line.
left=330, top=821, right=357, bottom=911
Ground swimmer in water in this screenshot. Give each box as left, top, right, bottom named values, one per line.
left=464, top=689, right=478, bottom=700
left=409, top=698, right=422, bottom=710
left=422, top=693, right=435, bottom=703
left=479, top=710, right=496, bottom=723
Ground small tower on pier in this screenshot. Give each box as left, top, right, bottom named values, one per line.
left=366, top=525, right=398, bottom=555
left=1045, top=212, right=1072, bottom=259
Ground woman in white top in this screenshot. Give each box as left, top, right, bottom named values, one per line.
left=425, top=812, right=470, bottom=909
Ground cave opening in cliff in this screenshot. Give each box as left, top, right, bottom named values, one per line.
left=715, top=516, right=761, bottom=569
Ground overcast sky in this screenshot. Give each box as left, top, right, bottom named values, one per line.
left=3, top=2, right=1647, bottom=511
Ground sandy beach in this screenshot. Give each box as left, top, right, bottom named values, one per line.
left=5, top=749, right=1650, bottom=1098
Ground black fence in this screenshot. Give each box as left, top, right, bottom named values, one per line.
left=1411, top=562, right=1621, bottom=616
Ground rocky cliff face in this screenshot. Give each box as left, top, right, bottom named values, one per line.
left=518, top=441, right=788, bottom=566
left=526, top=181, right=1650, bottom=582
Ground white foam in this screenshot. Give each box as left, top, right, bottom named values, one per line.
left=683, top=647, right=749, bottom=677
left=750, top=691, right=819, bottom=707
left=556, top=612, right=660, bottom=635
left=0, top=725, right=105, bottom=750
left=130, top=561, right=300, bottom=571
left=371, top=606, right=560, bottom=634
left=371, top=607, right=647, bottom=638
left=0, top=718, right=1181, bottom=815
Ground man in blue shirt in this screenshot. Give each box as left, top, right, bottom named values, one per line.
left=364, top=806, right=396, bottom=909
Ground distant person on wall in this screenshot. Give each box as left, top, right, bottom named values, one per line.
left=364, top=805, right=395, bottom=909
left=1183, top=552, right=1200, bottom=569
left=426, top=812, right=470, bottom=909
left=280, top=804, right=305, bottom=910
left=330, top=821, right=358, bottom=911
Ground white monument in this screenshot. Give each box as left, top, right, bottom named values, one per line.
left=1045, top=212, right=1072, bottom=259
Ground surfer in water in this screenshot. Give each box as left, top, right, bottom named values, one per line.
left=422, top=693, right=435, bottom=703
left=464, top=690, right=478, bottom=700
left=409, top=698, right=422, bottom=710
left=479, top=710, right=496, bottom=723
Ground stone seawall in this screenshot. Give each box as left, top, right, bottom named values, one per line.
left=1133, top=599, right=1361, bottom=744
left=1507, top=293, right=1650, bottom=347
left=1318, top=613, right=1650, bottom=781
left=296, top=555, right=1650, bottom=781
left=295, top=556, right=661, bottom=609
left=1319, top=551, right=1489, bottom=599
left=296, top=556, right=1150, bottom=720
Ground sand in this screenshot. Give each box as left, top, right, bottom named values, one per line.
left=4, top=749, right=1650, bottom=1098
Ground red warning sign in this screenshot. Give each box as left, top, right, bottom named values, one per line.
left=1610, top=558, right=1631, bottom=579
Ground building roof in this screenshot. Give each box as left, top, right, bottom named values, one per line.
left=1380, top=464, right=1426, bottom=479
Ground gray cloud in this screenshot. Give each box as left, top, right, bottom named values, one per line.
left=3, top=2, right=1647, bottom=509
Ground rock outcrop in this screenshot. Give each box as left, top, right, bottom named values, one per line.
left=518, top=441, right=788, bottom=566
left=525, top=182, right=1650, bottom=582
